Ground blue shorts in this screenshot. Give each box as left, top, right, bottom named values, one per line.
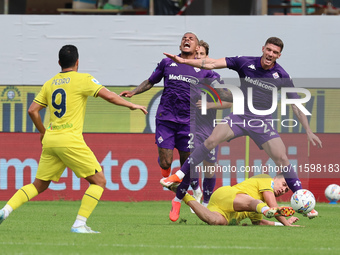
left=225, top=113, right=280, bottom=149
left=155, top=119, right=191, bottom=152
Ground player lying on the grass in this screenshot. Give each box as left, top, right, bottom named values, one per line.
left=170, top=173, right=299, bottom=226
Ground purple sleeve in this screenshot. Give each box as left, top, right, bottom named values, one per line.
left=148, top=58, right=167, bottom=85
left=225, top=56, right=241, bottom=71
left=281, top=72, right=300, bottom=99
left=210, top=71, right=223, bottom=86
left=212, top=71, right=221, bottom=80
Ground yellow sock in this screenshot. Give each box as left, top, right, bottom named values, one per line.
left=256, top=202, right=268, bottom=214
left=183, top=193, right=196, bottom=204
left=77, top=185, right=104, bottom=219
left=7, top=183, right=38, bottom=210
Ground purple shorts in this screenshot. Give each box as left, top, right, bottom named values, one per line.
left=225, top=113, right=280, bottom=149
left=155, top=119, right=191, bottom=152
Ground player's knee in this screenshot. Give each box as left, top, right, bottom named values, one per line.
left=97, top=177, right=106, bottom=189
left=273, top=154, right=289, bottom=166
left=33, top=179, right=50, bottom=193
left=91, top=172, right=107, bottom=189
left=159, top=159, right=171, bottom=170
left=101, top=178, right=107, bottom=189
left=205, top=138, right=217, bottom=150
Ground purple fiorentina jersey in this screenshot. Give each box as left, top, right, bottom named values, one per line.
left=195, top=71, right=222, bottom=138
left=148, top=57, right=216, bottom=124
left=226, top=56, right=299, bottom=118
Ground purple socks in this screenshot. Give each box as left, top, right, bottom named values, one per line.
left=203, top=175, right=216, bottom=203
left=282, top=164, right=302, bottom=193
left=180, top=143, right=211, bottom=175
left=176, top=174, right=191, bottom=200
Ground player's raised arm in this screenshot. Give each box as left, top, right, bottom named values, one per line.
left=163, top=53, right=227, bottom=70
left=291, top=104, right=322, bottom=148
left=120, top=79, right=154, bottom=98
left=98, top=87, right=148, bottom=115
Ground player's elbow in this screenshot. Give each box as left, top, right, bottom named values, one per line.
left=28, top=106, right=38, bottom=118
left=27, top=108, right=34, bottom=117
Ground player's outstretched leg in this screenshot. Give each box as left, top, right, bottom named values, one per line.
left=282, top=164, right=302, bottom=193
left=169, top=198, right=181, bottom=222
left=190, top=178, right=202, bottom=213
left=192, top=187, right=203, bottom=204
left=263, top=207, right=295, bottom=218
left=191, top=178, right=203, bottom=202
left=202, top=174, right=216, bottom=207
left=160, top=175, right=182, bottom=188
left=0, top=183, right=39, bottom=225
left=161, top=168, right=171, bottom=178
left=160, top=144, right=211, bottom=188
left=71, top=224, right=100, bottom=234
left=0, top=209, right=5, bottom=225
left=158, top=157, right=171, bottom=178
left=71, top=184, right=103, bottom=234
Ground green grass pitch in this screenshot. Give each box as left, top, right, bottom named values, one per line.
left=0, top=201, right=339, bottom=255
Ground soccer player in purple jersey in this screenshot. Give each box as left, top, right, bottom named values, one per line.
left=162, top=37, right=322, bottom=219
left=165, top=41, right=232, bottom=221
left=120, top=33, right=228, bottom=221
left=190, top=41, right=232, bottom=208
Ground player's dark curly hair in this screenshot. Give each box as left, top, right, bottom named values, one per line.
left=59, top=45, right=79, bottom=68
left=265, top=37, right=284, bottom=52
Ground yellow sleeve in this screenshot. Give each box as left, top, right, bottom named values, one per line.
left=83, top=74, right=104, bottom=97
left=33, top=84, right=48, bottom=107
left=258, top=177, right=274, bottom=193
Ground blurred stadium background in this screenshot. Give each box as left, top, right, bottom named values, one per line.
left=0, top=0, right=339, bottom=204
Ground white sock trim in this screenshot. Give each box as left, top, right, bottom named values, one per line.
left=176, top=170, right=185, bottom=180
left=174, top=197, right=182, bottom=203
left=76, top=215, right=87, bottom=222
left=3, top=204, right=13, bottom=218
left=73, top=215, right=87, bottom=228
left=261, top=206, right=270, bottom=214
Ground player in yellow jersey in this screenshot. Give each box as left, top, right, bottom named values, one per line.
left=176, top=174, right=299, bottom=226
left=0, top=45, right=148, bottom=233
